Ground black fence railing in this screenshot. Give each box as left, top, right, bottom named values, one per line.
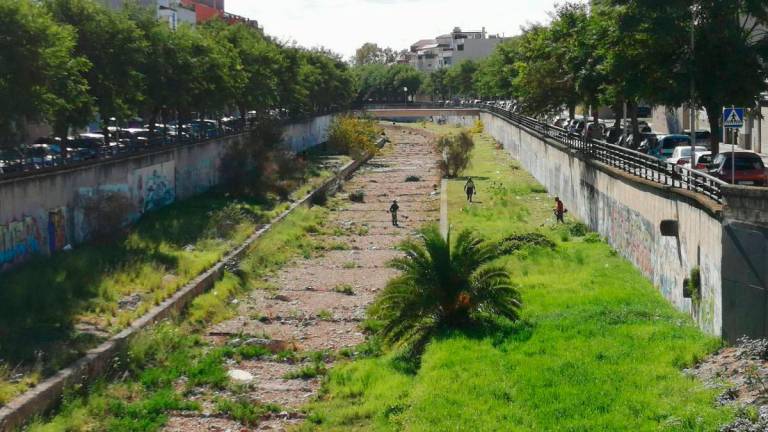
left=0, top=110, right=343, bottom=181
left=365, top=102, right=727, bottom=204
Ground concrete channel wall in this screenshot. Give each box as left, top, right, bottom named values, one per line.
left=0, top=114, right=336, bottom=271
left=479, top=113, right=724, bottom=335
left=0, top=138, right=383, bottom=432
left=427, top=109, right=768, bottom=340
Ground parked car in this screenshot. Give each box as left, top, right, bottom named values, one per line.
left=583, top=122, right=605, bottom=140
left=683, top=151, right=713, bottom=171
left=666, top=145, right=708, bottom=166
left=708, top=151, right=767, bottom=186
left=648, top=134, right=691, bottom=160
left=681, top=130, right=712, bottom=148
left=187, top=120, right=220, bottom=139
left=72, top=133, right=110, bottom=157
left=24, top=144, right=58, bottom=168
left=119, top=128, right=151, bottom=148
left=569, top=119, right=586, bottom=135
left=0, top=148, right=24, bottom=174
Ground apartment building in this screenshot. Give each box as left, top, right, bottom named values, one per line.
left=406, top=27, right=505, bottom=73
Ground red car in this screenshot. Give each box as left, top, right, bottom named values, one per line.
left=708, top=151, right=767, bottom=186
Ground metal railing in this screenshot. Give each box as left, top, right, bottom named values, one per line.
left=366, top=102, right=728, bottom=204
left=0, top=110, right=343, bottom=181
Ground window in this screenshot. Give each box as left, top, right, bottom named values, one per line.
left=457, top=44, right=464, bottom=51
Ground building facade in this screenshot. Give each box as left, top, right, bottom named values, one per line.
left=101, top=0, right=196, bottom=28
left=405, top=27, right=505, bottom=73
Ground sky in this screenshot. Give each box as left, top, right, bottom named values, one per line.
left=226, top=0, right=560, bottom=60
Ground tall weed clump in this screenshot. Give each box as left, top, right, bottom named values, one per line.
left=436, top=131, right=475, bottom=178
left=327, top=115, right=383, bottom=161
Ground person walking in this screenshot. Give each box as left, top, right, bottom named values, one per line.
left=389, top=199, right=400, bottom=227
left=553, top=197, right=567, bottom=223
left=464, top=177, right=476, bottom=203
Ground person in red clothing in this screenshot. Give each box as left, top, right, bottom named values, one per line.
left=553, top=197, right=567, bottom=223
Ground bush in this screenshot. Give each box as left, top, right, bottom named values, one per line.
left=405, top=175, right=421, bottom=182
left=436, top=131, right=475, bottom=178
left=497, top=233, right=556, bottom=255
left=327, top=115, right=383, bottom=160
left=469, top=119, right=484, bottom=134
left=219, top=117, right=286, bottom=199
left=349, top=190, right=365, bottom=203
left=206, top=203, right=247, bottom=239
left=568, top=222, right=589, bottom=237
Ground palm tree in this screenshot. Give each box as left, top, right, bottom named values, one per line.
left=369, top=225, right=521, bottom=357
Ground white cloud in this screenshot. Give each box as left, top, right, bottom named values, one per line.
left=225, top=0, right=560, bottom=59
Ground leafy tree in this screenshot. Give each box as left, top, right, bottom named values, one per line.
left=369, top=226, right=521, bottom=357
left=0, top=0, right=91, bottom=147
left=353, top=42, right=398, bottom=66
left=45, top=0, right=147, bottom=126
left=473, top=38, right=522, bottom=102
left=352, top=63, right=423, bottom=103
left=592, top=0, right=690, bottom=137
left=446, top=60, right=479, bottom=97
left=425, top=69, right=451, bottom=101
left=692, top=0, right=768, bottom=153
left=299, top=49, right=355, bottom=113
left=202, top=21, right=276, bottom=119
left=387, top=63, right=423, bottom=102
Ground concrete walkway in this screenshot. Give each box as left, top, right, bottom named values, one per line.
left=162, top=125, right=440, bottom=431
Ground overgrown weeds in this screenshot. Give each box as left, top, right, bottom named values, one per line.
left=436, top=131, right=475, bottom=178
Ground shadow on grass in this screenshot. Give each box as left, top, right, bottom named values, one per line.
left=388, top=317, right=535, bottom=376
left=0, top=189, right=273, bottom=366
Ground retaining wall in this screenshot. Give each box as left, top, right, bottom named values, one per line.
left=0, top=114, right=335, bottom=270
left=0, top=138, right=382, bottom=432
left=478, top=112, right=725, bottom=335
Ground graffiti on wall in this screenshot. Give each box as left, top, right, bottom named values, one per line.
left=133, top=162, right=175, bottom=213
left=603, top=196, right=655, bottom=277
left=0, top=217, right=42, bottom=267
left=74, top=184, right=132, bottom=242
left=47, top=207, right=68, bottom=253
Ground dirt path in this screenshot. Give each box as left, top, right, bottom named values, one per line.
left=163, top=125, right=440, bottom=431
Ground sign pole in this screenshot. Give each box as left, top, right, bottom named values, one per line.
left=731, top=106, right=736, bottom=184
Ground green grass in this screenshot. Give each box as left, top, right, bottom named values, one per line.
left=301, top=125, right=734, bottom=431
left=26, top=203, right=333, bottom=430
left=0, top=157, right=338, bottom=406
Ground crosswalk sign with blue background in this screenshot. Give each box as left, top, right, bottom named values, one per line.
left=723, top=107, right=745, bottom=128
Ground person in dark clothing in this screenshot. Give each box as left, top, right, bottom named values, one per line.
left=389, top=200, right=400, bottom=226
left=554, top=197, right=567, bottom=223
left=464, top=177, right=476, bottom=202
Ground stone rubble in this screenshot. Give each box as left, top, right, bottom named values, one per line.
left=163, top=125, right=440, bottom=431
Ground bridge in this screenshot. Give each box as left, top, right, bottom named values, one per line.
left=363, top=107, right=479, bottom=119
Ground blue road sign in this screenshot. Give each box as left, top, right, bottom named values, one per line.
left=723, top=107, right=745, bottom=128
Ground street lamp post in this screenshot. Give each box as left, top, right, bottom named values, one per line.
left=403, top=86, right=408, bottom=106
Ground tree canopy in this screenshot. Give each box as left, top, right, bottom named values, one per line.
left=0, top=0, right=356, bottom=146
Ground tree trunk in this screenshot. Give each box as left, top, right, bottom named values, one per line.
left=629, top=100, right=640, bottom=148
left=612, top=100, right=622, bottom=130
left=568, top=104, right=576, bottom=120
left=54, top=121, right=68, bottom=159
left=705, top=104, right=720, bottom=155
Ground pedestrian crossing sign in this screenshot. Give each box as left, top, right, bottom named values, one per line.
left=723, top=107, right=745, bottom=128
